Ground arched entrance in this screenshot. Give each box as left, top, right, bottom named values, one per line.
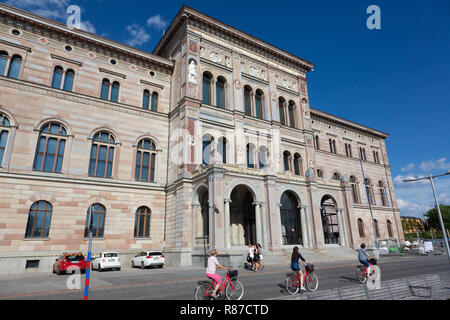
left=280, top=191, right=302, bottom=245
left=320, top=195, right=340, bottom=245
left=194, top=186, right=209, bottom=239
left=230, top=185, right=256, bottom=246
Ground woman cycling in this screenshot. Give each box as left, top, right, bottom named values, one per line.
left=206, top=249, right=231, bottom=298
left=291, top=246, right=309, bottom=291
left=358, top=243, right=374, bottom=274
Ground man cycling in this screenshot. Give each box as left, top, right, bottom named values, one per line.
left=206, top=249, right=231, bottom=299
left=290, top=246, right=310, bottom=291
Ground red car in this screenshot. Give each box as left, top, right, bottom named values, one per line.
left=53, top=253, right=86, bottom=275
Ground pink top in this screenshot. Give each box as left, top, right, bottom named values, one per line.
left=206, top=256, right=219, bottom=274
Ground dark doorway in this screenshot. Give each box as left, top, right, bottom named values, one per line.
left=230, top=185, right=256, bottom=246
left=280, top=191, right=302, bottom=245
left=320, top=195, right=340, bottom=244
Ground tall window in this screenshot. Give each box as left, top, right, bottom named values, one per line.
left=387, top=220, right=393, bottom=238
left=25, top=201, right=52, bottom=238
left=247, top=143, right=256, bottom=168
left=7, top=54, right=22, bottom=79
left=288, top=101, right=296, bottom=128
left=329, top=139, right=337, bottom=154
left=89, top=131, right=115, bottom=178
left=258, top=146, right=268, bottom=169
left=203, top=72, right=212, bottom=104
left=216, top=77, right=226, bottom=108
left=202, top=135, right=212, bottom=166
left=283, top=151, right=291, bottom=172
left=373, top=150, right=380, bottom=164
left=63, top=69, right=75, bottom=91
left=135, top=138, right=157, bottom=182
left=279, top=97, right=286, bottom=126
left=293, top=153, right=302, bottom=176
left=134, top=206, right=151, bottom=238
left=110, top=81, right=120, bottom=102
left=151, top=92, right=158, bottom=111
left=255, top=89, right=263, bottom=119
left=359, top=147, right=367, bottom=161
left=317, top=169, right=324, bottom=179
left=84, top=204, right=106, bottom=238
left=142, top=90, right=150, bottom=110
left=313, top=135, right=320, bottom=150
left=0, top=113, right=11, bottom=166
left=332, top=172, right=341, bottom=181
left=350, top=176, right=361, bottom=204
left=244, top=86, right=252, bottom=116
left=218, top=137, right=227, bottom=164
left=101, top=79, right=110, bottom=100
left=358, top=218, right=365, bottom=237
left=345, top=143, right=353, bottom=157
left=100, top=79, right=119, bottom=102
left=0, top=51, right=8, bottom=75
left=51, top=66, right=64, bottom=89
left=365, top=178, right=376, bottom=205
left=33, top=122, right=67, bottom=173
left=379, top=181, right=389, bottom=206
left=374, top=219, right=380, bottom=238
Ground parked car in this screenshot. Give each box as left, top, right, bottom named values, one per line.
left=92, top=252, right=121, bottom=271
left=53, top=253, right=86, bottom=275
left=131, top=251, right=165, bottom=269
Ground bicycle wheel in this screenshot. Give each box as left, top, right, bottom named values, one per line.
left=285, top=273, right=300, bottom=295
left=305, top=272, right=319, bottom=292
left=225, top=279, right=244, bottom=300
left=356, top=266, right=367, bottom=284
left=194, top=282, right=213, bottom=300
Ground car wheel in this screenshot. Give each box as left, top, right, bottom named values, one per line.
left=117, top=267, right=121, bottom=271
left=57, top=266, right=62, bottom=275
left=141, top=262, right=145, bottom=269
left=98, top=264, right=102, bottom=272
left=158, top=265, right=163, bottom=268
left=131, top=260, right=135, bottom=268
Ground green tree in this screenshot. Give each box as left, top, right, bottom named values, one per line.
left=424, top=205, right=450, bottom=232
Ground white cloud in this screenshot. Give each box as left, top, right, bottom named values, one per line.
left=401, top=163, right=415, bottom=172
left=80, top=20, right=96, bottom=34
left=125, top=23, right=150, bottom=47
left=146, top=14, right=168, bottom=30
left=418, top=158, right=450, bottom=172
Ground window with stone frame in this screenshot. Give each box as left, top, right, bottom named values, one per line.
left=0, top=113, right=11, bottom=166
left=134, top=206, right=151, bottom=238
left=33, top=122, right=67, bottom=173
left=350, top=175, right=361, bottom=204
left=25, top=201, right=53, bottom=238
left=357, top=218, right=365, bottom=237
left=135, top=138, right=157, bottom=182
left=84, top=203, right=106, bottom=238
left=88, top=131, right=116, bottom=178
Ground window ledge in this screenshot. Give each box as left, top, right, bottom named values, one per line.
left=22, top=237, right=50, bottom=241
left=133, top=237, right=153, bottom=240
left=83, top=237, right=105, bottom=241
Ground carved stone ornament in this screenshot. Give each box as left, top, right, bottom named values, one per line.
left=234, top=79, right=242, bottom=89
left=225, top=56, right=231, bottom=68
left=39, top=37, right=48, bottom=45
left=210, top=52, right=221, bottom=63
left=271, top=92, right=277, bottom=101
left=249, top=66, right=258, bottom=77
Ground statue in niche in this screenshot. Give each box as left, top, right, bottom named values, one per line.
left=188, top=60, right=197, bottom=83
left=249, top=66, right=258, bottom=77
left=282, top=78, right=290, bottom=89
left=200, top=47, right=205, bottom=58
left=210, top=52, right=221, bottom=63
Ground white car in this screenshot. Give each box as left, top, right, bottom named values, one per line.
left=131, top=251, right=165, bottom=269
left=92, top=252, right=121, bottom=271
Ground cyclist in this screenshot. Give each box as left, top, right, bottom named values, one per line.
left=358, top=243, right=374, bottom=274
left=291, top=246, right=310, bottom=291
left=206, top=249, right=231, bottom=299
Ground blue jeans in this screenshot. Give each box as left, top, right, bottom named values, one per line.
left=359, top=259, right=370, bottom=268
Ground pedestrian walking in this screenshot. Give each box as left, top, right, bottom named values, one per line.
left=247, top=244, right=254, bottom=270
left=256, top=243, right=264, bottom=271
left=253, top=244, right=259, bottom=271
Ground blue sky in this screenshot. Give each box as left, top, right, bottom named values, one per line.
left=3, top=0, right=450, bottom=219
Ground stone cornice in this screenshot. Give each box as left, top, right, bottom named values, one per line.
left=0, top=38, right=31, bottom=52
left=0, top=3, right=174, bottom=75
left=50, top=54, right=82, bottom=66
left=154, top=5, right=314, bottom=74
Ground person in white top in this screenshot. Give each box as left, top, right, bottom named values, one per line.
left=205, top=249, right=230, bottom=298
left=247, top=243, right=256, bottom=271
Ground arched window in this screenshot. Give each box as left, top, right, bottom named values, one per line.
left=317, top=169, right=324, bottom=179
left=203, top=72, right=212, bottom=104
left=217, top=137, right=227, bottom=164
left=332, top=172, right=341, bottom=180
left=314, top=135, right=320, bottom=150
left=293, top=153, right=302, bottom=176
left=379, top=181, right=389, bottom=206
left=151, top=92, right=158, bottom=111
left=365, top=178, right=376, bottom=205
left=216, top=76, right=226, bottom=108
left=100, top=79, right=110, bottom=100
left=350, top=176, right=360, bottom=203
left=0, top=51, right=8, bottom=75
left=63, top=69, right=74, bottom=92
left=25, top=201, right=52, bottom=238
left=358, top=218, right=365, bottom=237
left=374, top=219, right=380, bottom=238
left=283, top=151, right=291, bottom=172
left=255, top=89, right=264, bottom=119
left=110, top=81, right=120, bottom=102
left=7, top=54, right=22, bottom=79
left=387, top=220, right=394, bottom=238
left=0, top=113, right=11, bottom=166
left=84, top=204, right=106, bottom=238
left=135, top=138, right=157, bottom=182
left=246, top=143, right=256, bottom=168
left=142, top=89, right=150, bottom=110
left=243, top=85, right=252, bottom=116
left=288, top=101, right=296, bottom=128
left=51, top=66, right=64, bottom=89
left=89, top=131, right=115, bottom=178
left=258, top=146, right=268, bottom=169
left=134, top=206, right=151, bottom=238
left=33, top=122, right=67, bottom=173
left=202, top=135, right=212, bottom=166
left=279, top=97, right=286, bottom=126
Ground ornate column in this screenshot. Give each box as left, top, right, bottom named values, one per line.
left=253, top=201, right=263, bottom=246
left=337, top=208, right=349, bottom=248
left=299, top=205, right=309, bottom=248
left=336, top=208, right=346, bottom=247
left=277, top=202, right=284, bottom=246
left=260, top=202, right=268, bottom=249
left=224, top=198, right=232, bottom=248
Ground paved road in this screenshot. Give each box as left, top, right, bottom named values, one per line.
left=1, top=255, right=449, bottom=300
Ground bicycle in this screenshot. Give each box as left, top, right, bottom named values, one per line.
left=356, top=258, right=377, bottom=284
left=194, top=269, right=244, bottom=300
left=285, top=264, right=319, bottom=295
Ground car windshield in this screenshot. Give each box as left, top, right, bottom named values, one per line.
left=149, top=252, right=162, bottom=256
left=104, top=253, right=117, bottom=258
left=66, top=254, right=84, bottom=261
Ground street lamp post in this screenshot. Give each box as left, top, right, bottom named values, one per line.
left=403, top=170, right=450, bottom=263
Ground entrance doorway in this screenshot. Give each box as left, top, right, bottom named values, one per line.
left=320, top=195, right=340, bottom=245
left=280, top=191, right=302, bottom=245
left=230, top=185, right=256, bottom=246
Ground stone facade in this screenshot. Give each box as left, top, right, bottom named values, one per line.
left=0, top=4, right=403, bottom=274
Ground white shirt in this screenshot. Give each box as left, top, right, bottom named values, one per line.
left=248, top=247, right=254, bottom=258
left=206, top=256, right=219, bottom=274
